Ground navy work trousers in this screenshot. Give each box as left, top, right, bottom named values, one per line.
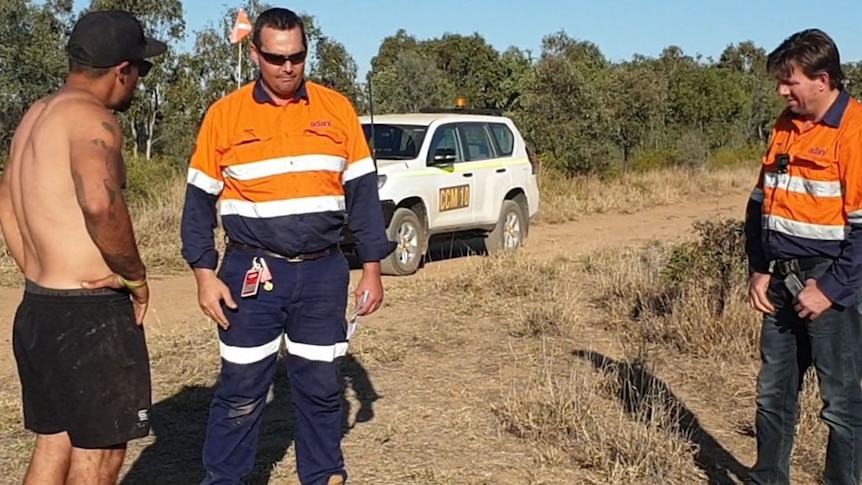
left=199, top=246, right=350, bottom=485
left=747, top=258, right=862, bottom=485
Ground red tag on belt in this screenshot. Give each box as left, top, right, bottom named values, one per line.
left=241, top=268, right=261, bottom=298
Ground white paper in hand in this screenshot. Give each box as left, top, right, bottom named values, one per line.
left=347, top=290, right=370, bottom=340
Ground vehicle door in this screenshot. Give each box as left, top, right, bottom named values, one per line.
left=458, top=122, right=514, bottom=226
left=426, top=122, right=475, bottom=231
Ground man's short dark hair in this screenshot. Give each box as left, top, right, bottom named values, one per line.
left=767, top=28, right=844, bottom=90
left=69, top=59, right=112, bottom=78
left=252, top=7, right=308, bottom=51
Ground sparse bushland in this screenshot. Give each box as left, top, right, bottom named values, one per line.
left=0, top=149, right=758, bottom=286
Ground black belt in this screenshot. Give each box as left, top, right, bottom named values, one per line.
left=226, top=240, right=336, bottom=262
left=770, top=256, right=831, bottom=276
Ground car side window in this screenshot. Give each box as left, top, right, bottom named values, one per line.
left=488, top=123, right=515, bottom=157
left=458, top=123, right=494, bottom=161
left=427, top=124, right=464, bottom=164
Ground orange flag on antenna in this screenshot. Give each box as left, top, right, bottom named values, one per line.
left=228, top=8, right=252, bottom=44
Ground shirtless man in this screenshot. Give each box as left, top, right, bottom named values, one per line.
left=0, top=10, right=166, bottom=485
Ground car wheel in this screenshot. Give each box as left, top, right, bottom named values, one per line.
left=486, top=199, right=526, bottom=255
left=381, top=208, right=426, bottom=276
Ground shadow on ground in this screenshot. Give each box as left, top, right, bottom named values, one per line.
left=120, top=353, right=379, bottom=485
left=346, top=233, right=489, bottom=271
left=572, top=349, right=750, bottom=485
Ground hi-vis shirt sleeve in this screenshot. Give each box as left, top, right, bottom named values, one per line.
left=744, top=156, right=768, bottom=274
left=180, top=106, right=225, bottom=270
left=341, top=105, right=396, bottom=263
left=817, top=129, right=862, bottom=306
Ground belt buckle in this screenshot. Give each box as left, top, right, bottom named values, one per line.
left=772, top=259, right=799, bottom=276
left=285, top=255, right=304, bottom=263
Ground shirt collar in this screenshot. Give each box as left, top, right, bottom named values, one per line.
left=819, top=89, right=850, bottom=128
left=252, top=78, right=309, bottom=106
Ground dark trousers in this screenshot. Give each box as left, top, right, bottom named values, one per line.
left=748, top=259, right=862, bottom=485
left=199, top=247, right=350, bottom=485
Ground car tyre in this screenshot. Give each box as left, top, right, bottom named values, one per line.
left=486, top=199, right=526, bottom=255
left=381, top=208, right=426, bottom=276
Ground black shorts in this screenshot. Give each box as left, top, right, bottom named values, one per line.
left=12, top=280, right=152, bottom=449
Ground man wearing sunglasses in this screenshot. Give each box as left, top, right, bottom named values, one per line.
left=181, top=7, right=394, bottom=485
left=0, top=8, right=166, bottom=485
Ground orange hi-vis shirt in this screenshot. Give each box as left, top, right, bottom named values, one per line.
left=180, top=79, right=395, bottom=270
left=744, top=89, right=862, bottom=307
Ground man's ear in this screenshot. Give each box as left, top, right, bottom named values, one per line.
left=116, top=60, right=132, bottom=79
left=818, top=71, right=831, bottom=90
left=249, top=44, right=261, bottom=68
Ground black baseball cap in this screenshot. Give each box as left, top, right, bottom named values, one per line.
left=66, top=9, right=167, bottom=68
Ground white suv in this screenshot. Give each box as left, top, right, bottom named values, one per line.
left=343, top=108, right=540, bottom=276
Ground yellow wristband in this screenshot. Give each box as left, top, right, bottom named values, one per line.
left=118, top=275, right=147, bottom=289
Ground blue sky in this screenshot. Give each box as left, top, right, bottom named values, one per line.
left=72, top=0, right=862, bottom=79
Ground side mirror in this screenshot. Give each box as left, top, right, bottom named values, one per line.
left=431, top=147, right=457, bottom=165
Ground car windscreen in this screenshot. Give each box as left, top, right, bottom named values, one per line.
left=362, top=123, right=428, bottom=160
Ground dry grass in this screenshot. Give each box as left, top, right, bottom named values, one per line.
left=400, top=252, right=718, bottom=483
left=535, top=164, right=758, bottom=224
left=492, top=354, right=705, bottom=484
left=579, top=228, right=832, bottom=482
left=581, top=240, right=760, bottom=359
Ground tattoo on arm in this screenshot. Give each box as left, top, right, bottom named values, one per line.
left=101, top=121, right=116, bottom=135
left=72, top=120, right=145, bottom=280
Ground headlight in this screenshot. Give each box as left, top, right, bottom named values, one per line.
left=377, top=174, right=387, bottom=189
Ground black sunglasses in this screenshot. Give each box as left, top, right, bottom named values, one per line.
left=258, top=49, right=307, bottom=66
left=130, top=59, right=153, bottom=77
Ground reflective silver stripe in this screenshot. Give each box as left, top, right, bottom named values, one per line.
left=762, top=214, right=848, bottom=240
left=219, top=335, right=282, bottom=365
left=343, top=157, right=376, bottom=183
left=219, top=196, right=346, bottom=218
left=848, top=209, right=862, bottom=225
left=763, top=173, right=843, bottom=198
left=284, top=335, right=348, bottom=362
left=223, top=154, right=346, bottom=181
left=188, top=168, right=224, bottom=196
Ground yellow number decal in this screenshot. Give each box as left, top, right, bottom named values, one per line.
left=439, top=184, right=470, bottom=212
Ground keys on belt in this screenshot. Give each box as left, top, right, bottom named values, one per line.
left=770, top=259, right=800, bottom=277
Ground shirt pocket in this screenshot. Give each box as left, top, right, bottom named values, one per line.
left=789, top=148, right=841, bottom=201
left=223, top=130, right=276, bottom=167
left=221, top=130, right=280, bottom=197
left=296, top=126, right=349, bottom=161
left=790, top=147, right=837, bottom=175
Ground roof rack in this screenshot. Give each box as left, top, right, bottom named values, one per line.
left=418, top=107, right=504, bottom=116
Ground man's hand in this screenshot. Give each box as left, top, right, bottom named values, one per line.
left=194, top=269, right=237, bottom=330
left=748, top=271, right=776, bottom=314
left=82, top=273, right=149, bottom=325
left=355, top=262, right=384, bottom=316
left=794, top=279, right=833, bottom=320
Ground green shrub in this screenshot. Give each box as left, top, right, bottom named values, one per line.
left=707, top=145, right=762, bottom=169
left=125, top=155, right=185, bottom=203
left=628, top=148, right=677, bottom=172
left=661, top=218, right=747, bottom=318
